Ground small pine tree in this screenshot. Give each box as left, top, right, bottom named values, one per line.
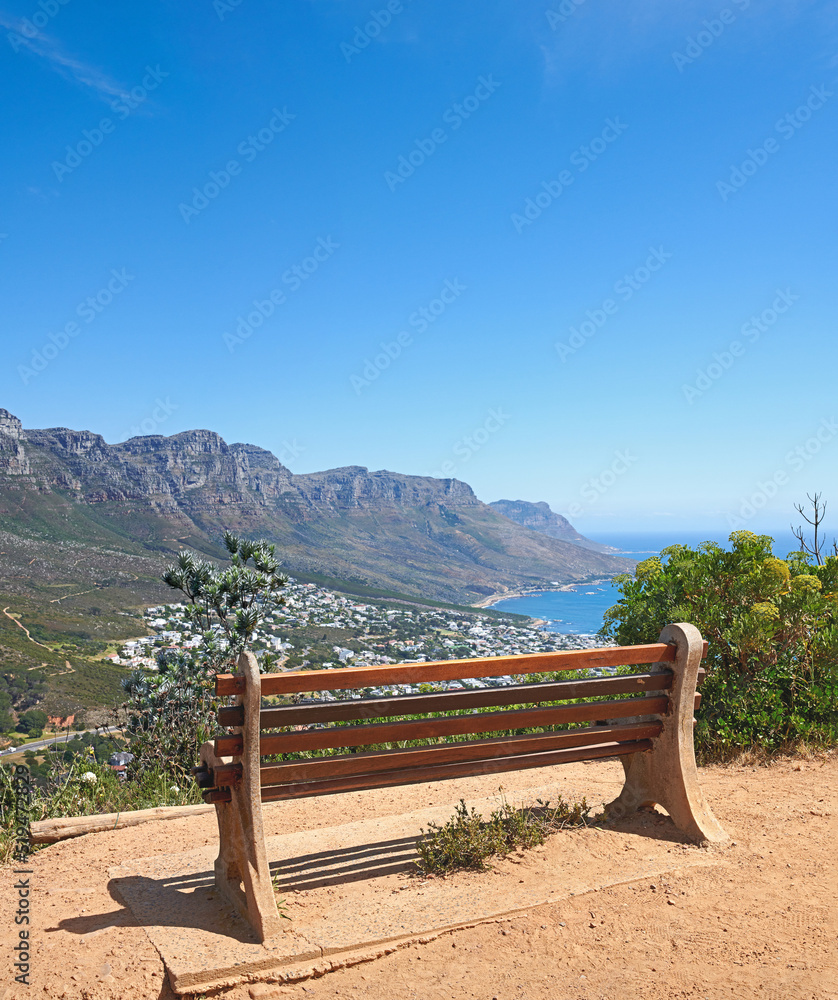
left=162, top=531, right=287, bottom=671
left=115, top=533, right=288, bottom=782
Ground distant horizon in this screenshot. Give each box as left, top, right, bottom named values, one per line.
left=576, top=524, right=808, bottom=554
left=576, top=524, right=800, bottom=538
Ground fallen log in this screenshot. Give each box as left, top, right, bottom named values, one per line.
left=30, top=803, right=215, bottom=844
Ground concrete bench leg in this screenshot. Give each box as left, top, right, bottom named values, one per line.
left=604, top=622, right=728, bottom=844
left=201, top=651, right=284, bottom=940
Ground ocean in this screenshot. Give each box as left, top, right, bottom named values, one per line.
left=490, top=528, right=802, bottom=635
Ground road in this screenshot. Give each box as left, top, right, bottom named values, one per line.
left=0, top=726, right=121, bottom=756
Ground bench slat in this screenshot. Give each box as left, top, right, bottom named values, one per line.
left=210, top=722, right=663, bottom=787
left=203, top=738, right=652, bottom=804
left=232, top=671, right=673, bottom=730
left=215, top=642, right=688, bottom=696
left=214, top=694, right=669, bottom=756
left=259, top=738, right=653, bottom=800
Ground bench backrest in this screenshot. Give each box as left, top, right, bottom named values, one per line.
left=203, top=640, right=706, bottom=804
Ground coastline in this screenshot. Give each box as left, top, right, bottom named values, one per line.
left=472, top=577, right=615, bottom=611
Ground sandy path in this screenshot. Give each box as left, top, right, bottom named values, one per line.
left=3, top=755, right=836, bottom=1000
left=1, top=607, right=51, bottom=649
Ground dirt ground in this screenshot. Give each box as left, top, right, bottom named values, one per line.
left=4, top=754, right=837, bottom=1000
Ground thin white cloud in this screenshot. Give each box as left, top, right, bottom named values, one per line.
left=0, top=14, right=128, bottom=102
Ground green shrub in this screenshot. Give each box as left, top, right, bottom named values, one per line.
left=0, top=752, right=204, bottom=863
left=16, top=709, right=48, bottom=736
left=600, top=530, right=838, bottom=761
left=416, top=794, right=590, bottom=875
left=114, top=650, right=216, bottom=785
left=108, top=531, right=289, bottom=786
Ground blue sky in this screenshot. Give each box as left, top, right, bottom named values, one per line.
left=1, top=0, right=836, bottom=537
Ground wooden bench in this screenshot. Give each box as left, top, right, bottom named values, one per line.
left=195, top=622, right=727, bottom=940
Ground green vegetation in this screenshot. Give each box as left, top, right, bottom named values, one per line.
left=0, top=498, right=532, bottom=720
left=16, top=709, right=47, bottom=738
left=22, top=730, right=121, bottom=784
left=416, top=794, right=591, bottom=874
left=601, top=529, right=838, bottom=762
left=0, top=491, right=180, bottom=718
left=0, top=754, right=202, bottom=866
left=0, top=584, right=155, bottom=719
left=115, top=650, right=216, bottom=784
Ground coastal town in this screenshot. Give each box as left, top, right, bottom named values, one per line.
left=110, top=578, right=607, bottom=684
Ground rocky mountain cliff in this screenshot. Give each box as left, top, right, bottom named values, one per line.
left=0, top=410, right=30, bottom=475
left=488, top=500, right=618, bottom=554
left=0, top=410, right=632, bottom=604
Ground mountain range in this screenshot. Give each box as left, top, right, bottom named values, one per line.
left=0, top=409, right=632, bottom=605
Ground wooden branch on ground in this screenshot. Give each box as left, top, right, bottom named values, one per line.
left=29, top=803, right=215, bottom=844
